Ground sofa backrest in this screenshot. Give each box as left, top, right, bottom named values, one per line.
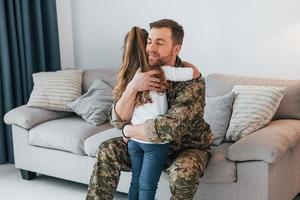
left=205, top=73, right=300, bottom=120
left=82, top=68, right=118, bottom=93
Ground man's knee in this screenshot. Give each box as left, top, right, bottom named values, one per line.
left=95, top=137, right=131, bottom=171
left=168, top=166, right=200, bottom=199
left=96, top=137, right=124, bottom=159
left=167, top=149, right=210, bottom=200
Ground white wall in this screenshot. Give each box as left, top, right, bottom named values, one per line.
left=57, top=0, right=300, bottom=79
left=56, top=0, right=75, bottom=69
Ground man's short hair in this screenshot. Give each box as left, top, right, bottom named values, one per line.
left=150, top=19, right=184, bottom=45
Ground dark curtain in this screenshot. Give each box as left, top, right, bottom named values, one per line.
left=0, top=0, right=61, bottom=164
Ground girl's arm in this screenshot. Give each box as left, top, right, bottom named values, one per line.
left=161, top=63, right=200, bottom=81
left=161, top=66, right=193, bottom=81
left=182, top=61, right=200, bottom=79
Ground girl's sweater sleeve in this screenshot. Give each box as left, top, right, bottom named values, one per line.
left=161, top=66, right=193, bottom=81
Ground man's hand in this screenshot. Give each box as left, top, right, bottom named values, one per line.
left=122, top=125, right=130, bottom=143
left=182, top=61, right=200, bottom=79
left=127, top=68, right=162, bottom=92
left=123, top=124, right=149, bottom=141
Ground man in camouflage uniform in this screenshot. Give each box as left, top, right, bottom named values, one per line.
left=86, top=19, right=213, bottom=200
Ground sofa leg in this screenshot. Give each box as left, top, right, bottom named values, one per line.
left=20, top=169, right=37, bottom=180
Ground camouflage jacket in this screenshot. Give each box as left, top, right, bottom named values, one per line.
left=110, top=58, right=213, bottom=156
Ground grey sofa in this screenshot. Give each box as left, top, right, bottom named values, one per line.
left=4, top=69, right=300, bottom=200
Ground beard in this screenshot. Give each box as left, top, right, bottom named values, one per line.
left=148, top=58, right=165, bottom=67
left=148, top=53, right=173, bottom=67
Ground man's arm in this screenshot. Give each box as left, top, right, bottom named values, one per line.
left=124, top=76, right=206, bottom=143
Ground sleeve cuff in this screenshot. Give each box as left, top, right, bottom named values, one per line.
left=109, top=102, right=130, bottom=130
left=144, top=119, right=162, bottom=143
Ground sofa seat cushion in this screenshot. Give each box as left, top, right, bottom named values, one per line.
left=84, top=128, right=122, bottom=157
left=200, top=143, right=237, bottom=183
left=29, top=116, right=113, bottom=155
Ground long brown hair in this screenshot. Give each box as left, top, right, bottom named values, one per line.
left=113, top=26, right=167, bottom=107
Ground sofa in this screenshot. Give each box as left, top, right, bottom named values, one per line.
left=4, top=68, right=300, bottom=200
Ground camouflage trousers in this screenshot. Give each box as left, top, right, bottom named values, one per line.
left=86, top=137, right=210, bottom=200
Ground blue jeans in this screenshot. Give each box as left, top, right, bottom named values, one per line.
left=127, top=140, right=169, bottom=200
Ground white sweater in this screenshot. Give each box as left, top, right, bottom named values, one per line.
left=130, top=66, right=193, bottom=144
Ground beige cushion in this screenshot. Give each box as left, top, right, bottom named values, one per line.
left=226, top=85, right=285, bottom=141
left=27, top=70, right=82, bottom=112
left=4, top=105, right=73, bottom=129
left=227, top=119, right=300, bottom=163
left=29, top=116, right=113, bottom=155
left=205, top=73, right=300, bottom=120
left=84, top=128, right=122, bottom=157
left=82, top=68, right=118, bottom=93
left=200, top=142, right=237, bottom=183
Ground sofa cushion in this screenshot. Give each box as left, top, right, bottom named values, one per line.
left=205, top=73, right=300, bottom=120
left=227, top=119, right=300, bottom=163
left=84, top=128, right=122, bottom=157
left=82, top=69, right=118, bottom=93
left=4, top=105, right=74, bottom=129
left=29, top=116, right=113, bottom=155
left=27, top=69, right=82, bottom=112
left=204, top=92, right=235, bottom=145
left=67, top=79, right=114, bottom=126
left=226, top=85, right=285, bottom=141
left=200, top=143, right=236, bottom=183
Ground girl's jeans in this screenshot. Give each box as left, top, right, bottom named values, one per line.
left=127, top=140, right=169, bottom=200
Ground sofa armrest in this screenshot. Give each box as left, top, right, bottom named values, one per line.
left=227, top=119, right=300, bottom=163
left=4, top=105, right=74, bottom=129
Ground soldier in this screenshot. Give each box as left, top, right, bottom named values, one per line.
left=86, top=19, right=213, bottom=200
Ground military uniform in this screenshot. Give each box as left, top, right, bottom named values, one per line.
left=86, top=58, right=213, bottom=200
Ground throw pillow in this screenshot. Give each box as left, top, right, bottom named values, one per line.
left=27, top=70, right=82, bottom=112
left=204, top=92, right=235, bottom=145
left=67, top=79, right=114, bottom=126
left=225, top=85, right=285, bottom=141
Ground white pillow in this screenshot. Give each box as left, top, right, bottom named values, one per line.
left=27, top=70, right=82, bottom=112
left=225, top=85, right=285, bottom=141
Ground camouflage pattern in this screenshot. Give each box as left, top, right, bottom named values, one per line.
left=86, top=138, right=131, bottom=200
left=167, top=149, right=210, bottom=200
left=86, top=57, right=213, bottom=200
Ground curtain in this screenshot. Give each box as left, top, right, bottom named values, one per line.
left=0, top=0, right=61, bottom=164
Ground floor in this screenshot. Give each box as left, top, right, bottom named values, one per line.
left=0, top=164, right=299, bottom=200
left=0, top=164, right=127, bottom=200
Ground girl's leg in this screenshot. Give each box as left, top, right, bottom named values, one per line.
left=128, top=140, right=144, bottom=200
left=139, top=143, right=169, bottom=200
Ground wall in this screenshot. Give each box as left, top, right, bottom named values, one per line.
left=56, top=0, right=75, bottom=69
left=57, top=0, right=300, bottom=79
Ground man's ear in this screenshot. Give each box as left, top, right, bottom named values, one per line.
left=173, top=45, right=181, bottom=55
